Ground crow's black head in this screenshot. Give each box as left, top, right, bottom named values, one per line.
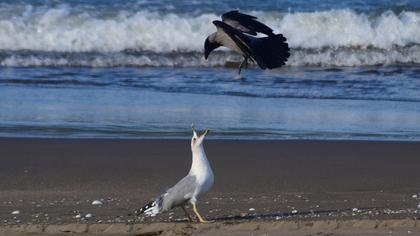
left=204, top=36, right=221, bottom=59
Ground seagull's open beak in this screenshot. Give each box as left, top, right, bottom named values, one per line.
left=199, top=129, right=210, bottom=139
left=192, top=124, right=210, bottom=138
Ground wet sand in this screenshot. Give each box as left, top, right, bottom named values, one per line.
left=0, top=138, right=419, bottom=235
left=1, top=220, right=420, bottom=235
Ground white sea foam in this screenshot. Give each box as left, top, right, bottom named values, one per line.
left=1, top=7, right=420, bottom=52
left=0, top=7, right=420, bottom=66
left=288, top=45, right=420, bottom=66
left=2, top=47, right=420, bottom=67
left=0, top=52, right=240, bottom=67
left=0, top=6, right=217, bottom=52
left=266, top=10, right=420, bottom=49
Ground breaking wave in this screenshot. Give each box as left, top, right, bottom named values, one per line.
left=1, top=6, right=420, bottom=67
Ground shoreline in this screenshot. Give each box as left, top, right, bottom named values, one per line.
left=3, top=136, right=420, bottom=142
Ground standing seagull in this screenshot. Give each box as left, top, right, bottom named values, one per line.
left=204, top=10, right=290, bottom=75
left=135, top=125, right=214, bottom=223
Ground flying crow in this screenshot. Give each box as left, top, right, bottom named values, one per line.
left=204, top=10, right=290, bottom=75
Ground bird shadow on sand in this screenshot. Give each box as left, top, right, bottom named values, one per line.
left=208, top=206, right=380, bottom=222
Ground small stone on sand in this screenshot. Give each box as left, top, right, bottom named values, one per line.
left=91, top=200, right=103, bottom=205
left=11, top=210, right=20, bottom=215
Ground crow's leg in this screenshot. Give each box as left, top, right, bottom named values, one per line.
left=238, top=57, right=248, bottom=75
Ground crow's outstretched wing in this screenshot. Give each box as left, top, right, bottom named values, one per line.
left=222, top=10, right=274, bottom=36
left=213, top=20, right=289, bottom=70
left=212, top=20, right=254, bottom=59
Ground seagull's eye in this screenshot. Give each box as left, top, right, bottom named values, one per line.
left=193, top=138, right=197, bottom=142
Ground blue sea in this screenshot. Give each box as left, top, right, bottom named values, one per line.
left=0, top=0, right=420, bottom=140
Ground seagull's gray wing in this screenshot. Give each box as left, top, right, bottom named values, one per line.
left=161, top=175, right=197, bottom=211
left=222, top=10, right=274, bottom=36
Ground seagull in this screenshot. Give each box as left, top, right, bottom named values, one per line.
left=135, top=125, right=214, bottom=223
left=204, top=10, right=290, bottom=75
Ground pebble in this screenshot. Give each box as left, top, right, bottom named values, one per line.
left=249, top=208, right=255, bottom=211
left=291, top=210, right=298, bottom=214
left=85, top=213, right=93, bottom=218
left=412, top=194, right=418, bottom=199
left=75, top=214, right=82, bottom=219
left=417, top=203, right=420, bottom=209
left=11, top=210, right=20, bottom=215
left=91, top=200, right=103, bottom=205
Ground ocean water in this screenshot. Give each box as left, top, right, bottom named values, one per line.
left=0, top=0, right=420, bottom=140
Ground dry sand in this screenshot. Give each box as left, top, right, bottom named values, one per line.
left=0, top=138, right=419, bottom=235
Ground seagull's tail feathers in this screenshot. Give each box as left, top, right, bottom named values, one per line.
left=135, top=195, right=164, bottom=217
left=252, top=34, right=290, bottom=70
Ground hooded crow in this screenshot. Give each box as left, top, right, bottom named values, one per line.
left=204, top=10, right=290, bottom=75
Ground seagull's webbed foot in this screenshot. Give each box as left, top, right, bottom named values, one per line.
left=192, top=203, right=212, bottom=223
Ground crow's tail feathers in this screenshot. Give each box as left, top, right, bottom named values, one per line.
left=252, top=34, right=290, bottom=70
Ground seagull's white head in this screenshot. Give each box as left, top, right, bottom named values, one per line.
left=191, top=124, right=210, bottom=150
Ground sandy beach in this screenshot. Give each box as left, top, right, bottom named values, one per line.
left=0, top=138, right=419, bottom=235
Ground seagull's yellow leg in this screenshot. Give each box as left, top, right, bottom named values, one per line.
left=181, top=206, right=193, bottom=222
left=192, top=203, right=211, bottom=223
